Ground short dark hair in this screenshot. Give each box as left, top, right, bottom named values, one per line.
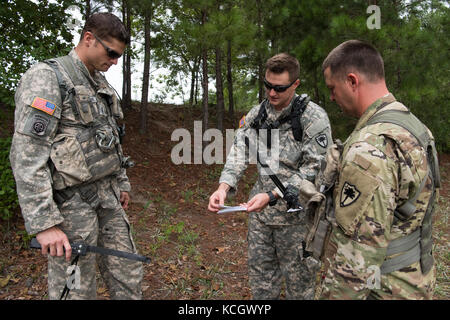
left=81, top=12, right=129, bottom=45
left=265, top=53, right=300, bottom=82
left=322, top=40, right=384, bottom=82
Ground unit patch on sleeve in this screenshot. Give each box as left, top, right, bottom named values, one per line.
left=31, top=97, right=56, bottom=116
left=340, top=181, right=361, bottom=207
left=31, top=114, right=50, bottom=136
left=315, top=133, right=328, bottom=148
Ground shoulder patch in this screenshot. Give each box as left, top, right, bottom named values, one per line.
left=23, top=112, right=53, bottom=138
left=315, top=133, right=328, bottom=148
left=31, top=97, right=56, bottom=116
left=340, top=181, right=361, bottom=207
left=239, top=115, right=246, bottom=128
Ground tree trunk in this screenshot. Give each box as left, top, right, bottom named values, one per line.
left=201, top=9, right=208, bottom=130
left=189, top=56, right=199, bottom=107
left=126, top=0, right=132, bottom=110
left=226, top=40, right=234, bottom=120
left=140, top=9, right=151, bottom=134
left=194, top=63, right=199, bottom=106
left=121, top=0, right=127, bottom=110
left=85, top=0, right=91, bottom=20
left=121, top=0, right=132, bottom=110
left=215, top=47, right=224, bottom=132
left=256, top=0, right=264, bottom=103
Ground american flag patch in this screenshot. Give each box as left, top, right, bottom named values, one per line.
left=239, top=116, right=246, bottom=128
left=31, top=97, right=56, bottom=115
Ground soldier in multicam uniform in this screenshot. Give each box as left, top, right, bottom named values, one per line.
left=208, top=53, right=332, bottom=299
left=10, top=13, right=143, bottom=299
left=316, top=40, right=439, bottom=299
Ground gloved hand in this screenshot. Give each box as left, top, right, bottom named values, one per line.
left=284, top=184, right=301, bottom=209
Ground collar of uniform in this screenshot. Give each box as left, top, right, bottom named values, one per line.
left=266, top=94, right=297, bottom=122
left=354, top=93, right=396, bottom=131
left=68, top=48, right=101, bottom=89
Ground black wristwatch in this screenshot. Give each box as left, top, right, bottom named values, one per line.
left=266, top=191, right=278, bottom=206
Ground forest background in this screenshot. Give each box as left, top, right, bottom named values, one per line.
left=0, top=0, right=448, bottom=145
left=0, top=0, right=448, bottom=300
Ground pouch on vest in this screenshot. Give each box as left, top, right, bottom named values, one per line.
left=98, top=86, right=123, bottom=119
left=76, top=126, right=122, bottom=182
left=50, top=134, right=93, bottom=190
left=73, top=85, right=96, bottom=124
left=304, top=141, right=342, bottom=260
left=51, top=128, right=122, bottom=190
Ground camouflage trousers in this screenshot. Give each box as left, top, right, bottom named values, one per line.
left=247, top=215, right=314, bottom=300
left=47, top=190, right=143, bottom=300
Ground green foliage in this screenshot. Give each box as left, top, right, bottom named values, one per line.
left=261, top=0, right=450, bottom=152
left=2, top=0, right=447, bottom=151
left=181, top=190, right=194, bottom=203
left=0, top=137, right=18, bottom=221
left=0, top=0, right=74, bottom=105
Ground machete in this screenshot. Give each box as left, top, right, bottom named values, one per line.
left=30, top=238, right=151, bottom=263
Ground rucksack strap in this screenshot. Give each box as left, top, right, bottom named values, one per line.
left=366, top=108, right=439, bottom=275
left=290, top=94, right=310, bottom=141
left=250, top=94, right=310, bottom=145
left=367, top=109, right=430, bottom=149
left=44, top=56, right=84, bottom=121
left=366, top=109, right=440, bottom=219
left=43, top=59, right=69, bottom=105
left=55, top=55, right=86, bottom=86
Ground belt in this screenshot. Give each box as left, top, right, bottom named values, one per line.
left=54, top=182, right=100, bottom=209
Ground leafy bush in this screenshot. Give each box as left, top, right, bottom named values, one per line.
left=0, top=137, right=18, bottom=221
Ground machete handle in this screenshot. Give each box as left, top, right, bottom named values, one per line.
left=29, top=238, right=87, bottom=255
left=30, top=237, right=41, bottom=249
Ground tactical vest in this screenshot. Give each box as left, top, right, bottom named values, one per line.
left=44, top=55, right=125, bottom=192
left=305, top=103, right=440, bottom=275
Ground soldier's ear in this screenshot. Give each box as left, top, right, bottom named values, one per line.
left=82, top=31, right=95, bottom=47
left=346, top=73, right=359, bottom=90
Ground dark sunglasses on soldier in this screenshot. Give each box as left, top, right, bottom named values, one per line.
left=93, top=33, right=122, bottom=59
left=264, top=78, right=297, bottom=93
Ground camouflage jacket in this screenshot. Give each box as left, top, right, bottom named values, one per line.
left=318, top=94, right=437, bottom=299
left=10, top=49, right=130, bottom=235
left=219, top=95, right=332, bottom=225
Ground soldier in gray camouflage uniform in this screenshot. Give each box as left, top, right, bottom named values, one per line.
left=10, top=13, right=143, bottom=300
left=208, top=53, right=332, bottom=299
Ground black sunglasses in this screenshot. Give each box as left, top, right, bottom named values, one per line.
left=264, top=78, right=297, bottom=92
left=93, top=33, right=122, bottom=59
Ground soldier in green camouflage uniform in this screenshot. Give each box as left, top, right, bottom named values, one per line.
left=317, top=40, right=438, bottom=299
left=208, top=53, right=332, bottom=299
left=10, top=13, right=143, bottom=299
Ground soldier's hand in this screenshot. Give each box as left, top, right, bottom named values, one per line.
left=120, top=191, right=130, bottom=209
left=36, top=226, right=72, bottom=262
left=245, top=193, right=270, bottom=212
left=208, top=189, right=227, bottom=212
